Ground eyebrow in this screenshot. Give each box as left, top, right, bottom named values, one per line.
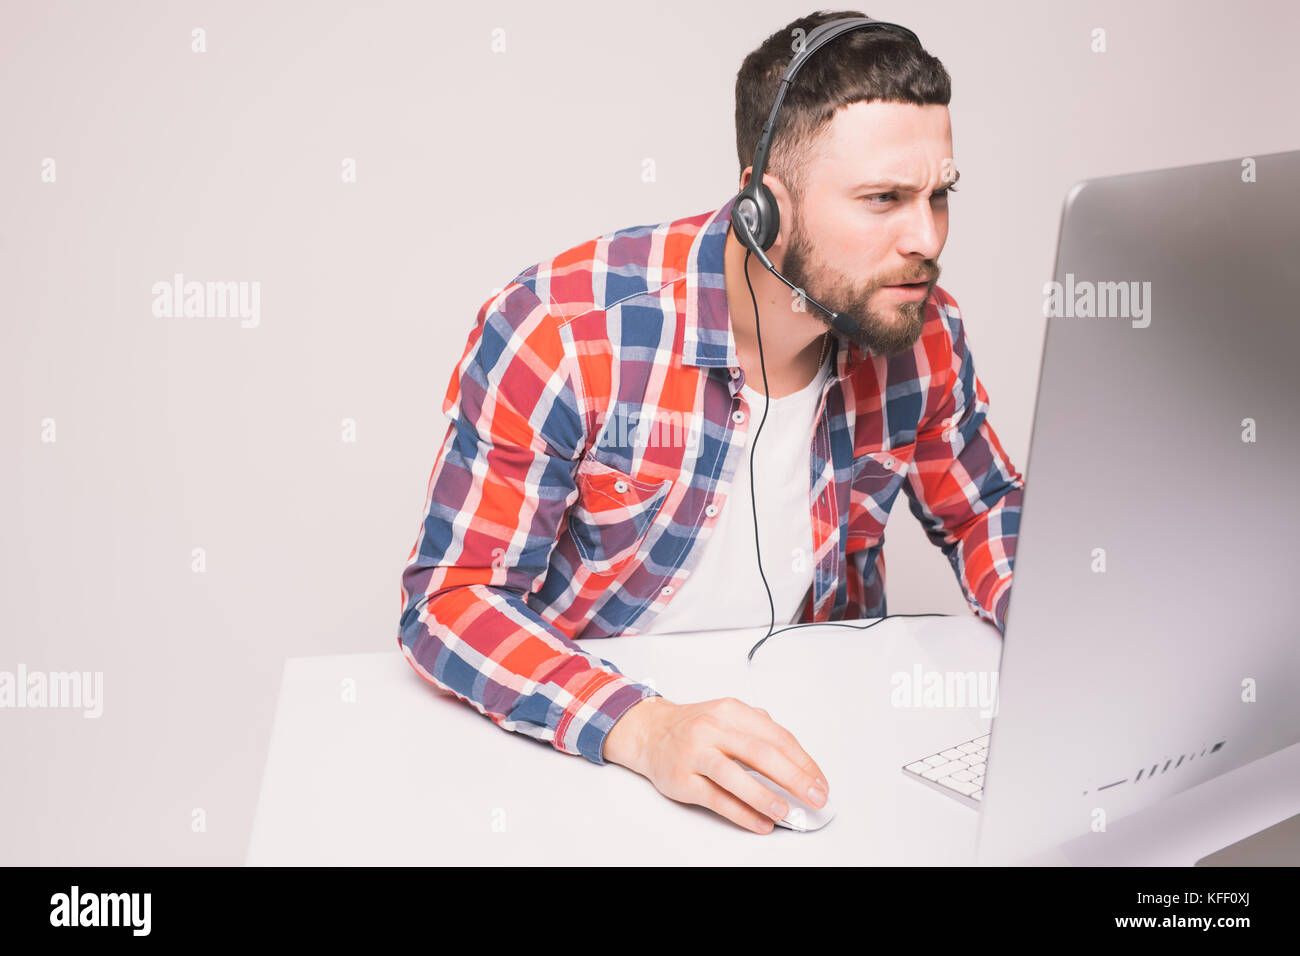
left=850, top=168, right=961, bottom=192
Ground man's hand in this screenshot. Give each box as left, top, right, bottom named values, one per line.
left=603, top=696, right=830, bottom=834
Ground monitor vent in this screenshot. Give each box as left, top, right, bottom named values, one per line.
left=1133, top=740, right=1225, bottom=783
left=1084, top=740, right=1226, bottom=795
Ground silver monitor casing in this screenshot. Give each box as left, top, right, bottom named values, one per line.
left=975, top=149, right=1300, bottom=865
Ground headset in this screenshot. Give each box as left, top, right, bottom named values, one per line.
left=734, top=17, right=952, bottom=661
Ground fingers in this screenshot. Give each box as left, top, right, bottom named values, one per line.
left=709, top=698, right=829, bottom=802
left=696, top=747, right=799, bottom=826
left=641, top=697, right=829, bottom=835
left=695, top=774, right=777, bottom=834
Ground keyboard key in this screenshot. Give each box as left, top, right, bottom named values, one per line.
left=921, top=761, right=964, bottom=780
left=957, top=742, right=983, bottom=754
left=950, top=768, right=975, bottom=782
left=967, top=762, right=986, bottom=775
left=961, top=754, right=984, bottom=766
left=923, top=755, right=948, bottom=767
left=973, top=735, right=991, bottom=746
left=942, top=778, right=979, bottom=795
left=941, top=748, right=966, bottom=760
left=904, top=761, right=931, bottom=774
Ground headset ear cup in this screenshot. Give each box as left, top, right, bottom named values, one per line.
left=731, top=192, right=760, bottom=252
left=752, top=182, right=780, bottom=251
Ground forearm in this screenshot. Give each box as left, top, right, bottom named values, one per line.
left=950, top=484, right=1022, bottom=632
left=399, top=581, right=659, bottom=764
left=905, top=425, right=1023, bottom=632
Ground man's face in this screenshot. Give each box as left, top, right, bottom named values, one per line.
left=778, top=100, right=955, bottom=357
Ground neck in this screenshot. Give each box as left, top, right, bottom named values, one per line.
left=723, top=230, right=830, bottom=390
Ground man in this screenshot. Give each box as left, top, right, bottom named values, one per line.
left=397, top=10, right=1023, bottom=835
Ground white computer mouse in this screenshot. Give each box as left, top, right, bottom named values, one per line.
left=742, top=767, right=836, bottom=831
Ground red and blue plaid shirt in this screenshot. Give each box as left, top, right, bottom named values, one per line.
left=398, top=192, right=1024, bottom=765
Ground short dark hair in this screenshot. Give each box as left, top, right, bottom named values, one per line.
left=734, top=10, right=951, bottom=203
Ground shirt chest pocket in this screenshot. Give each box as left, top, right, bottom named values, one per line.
left=847, top=447, right=914, bottom=548
left=567, top=458, right=674, bottom=574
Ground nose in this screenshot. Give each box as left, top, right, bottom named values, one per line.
left=900, top=195, right=944, bottom=261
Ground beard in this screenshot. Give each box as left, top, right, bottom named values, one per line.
left=780, top=208, right=938, bottom=358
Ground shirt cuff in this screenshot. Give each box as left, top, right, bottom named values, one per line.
left=562, top=674, right=661, bottom=766
left=993, top=589, right=1011, bottom=635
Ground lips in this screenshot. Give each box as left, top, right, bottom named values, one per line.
left=880, top=280, right=932, bottom=300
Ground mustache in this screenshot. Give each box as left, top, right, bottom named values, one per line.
left=880, top=270, right=939, bottom=286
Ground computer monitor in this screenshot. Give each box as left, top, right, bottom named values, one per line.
left=975, top=149, right=1300, bottom=865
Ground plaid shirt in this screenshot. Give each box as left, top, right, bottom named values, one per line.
left=398, top=192, right=1024, bottom=765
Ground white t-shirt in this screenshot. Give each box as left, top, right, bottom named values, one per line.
left=643, top=353, right=832, bottom=635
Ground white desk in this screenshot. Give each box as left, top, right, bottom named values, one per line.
left=245, top=617, right=1300, bottom=865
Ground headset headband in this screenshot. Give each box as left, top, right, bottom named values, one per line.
left=748, top=17, right=922, bottom=191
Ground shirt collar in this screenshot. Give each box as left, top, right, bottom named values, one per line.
left=680, top=191, right=867, bottom=376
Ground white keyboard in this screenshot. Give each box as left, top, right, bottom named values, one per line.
left=902, top=734, right=989, bottom=809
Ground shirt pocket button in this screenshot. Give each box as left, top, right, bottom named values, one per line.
left=569, top=461, right=673, bottom=575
